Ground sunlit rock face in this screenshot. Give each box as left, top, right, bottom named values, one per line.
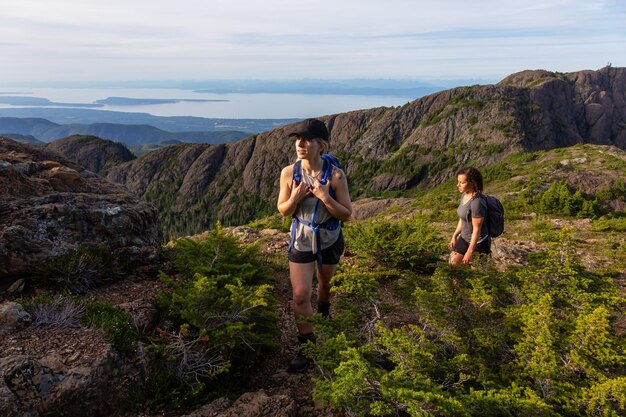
left=0, top=137, right=161, bottom=284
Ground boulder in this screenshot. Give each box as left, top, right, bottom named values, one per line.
left=0, top=346, right=134, bottom=417
left=185, top=390, right=298, bottom=417
left=0, top=138, right=162, bottom=287
left=117, top=298, right=159, bottom=334
left=0, top=301, right=32, bottom=335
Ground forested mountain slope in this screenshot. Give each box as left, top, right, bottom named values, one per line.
left=104, top=67, right=626, bottom=238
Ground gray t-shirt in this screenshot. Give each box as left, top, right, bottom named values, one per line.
left=457, top=194, right=489, bottom=242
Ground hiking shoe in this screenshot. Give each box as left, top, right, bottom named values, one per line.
left=287, top=333, right=316, bottom=373
left=287, top=350, right=312, bottom=373
left=317, top=300, right=331, bottom=318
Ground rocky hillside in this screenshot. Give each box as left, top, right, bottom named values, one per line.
left=1, top=138, right=624, bottom=417
left=0, top=133, right=45, bottom=147
left=45, top=134, right=136, bottom=175
left=0, top=137, right=162, bottom=286
left=45, top=135, right=136, bottom=175
left=104, top=67, right=626, bottom=237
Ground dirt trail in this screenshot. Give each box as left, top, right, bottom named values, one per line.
left=245, top=269, right=343, bottom=417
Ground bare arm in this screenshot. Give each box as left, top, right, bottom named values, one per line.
left=277, top=165, right=311, bottom=217
left=450, top=218, right=462, bottom=248
left=463, top=216, right=484, bottom=264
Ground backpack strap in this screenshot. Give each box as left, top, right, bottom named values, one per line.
left=288, top=155, right=342, bottom=266
left=292, top=160, right=303, bottom=185
left=288, top=211, right=340, bottom=267
left=476, top=193, right=490, bottom=243
left=321, top=154, right=338, bottom=198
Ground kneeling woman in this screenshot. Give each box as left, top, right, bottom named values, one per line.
left=449, top=166, right=490, bottom=266
left=277, top=118, right=352, bottom=372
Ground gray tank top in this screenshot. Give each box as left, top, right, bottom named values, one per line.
left=293, top=169, right=341, bottom=252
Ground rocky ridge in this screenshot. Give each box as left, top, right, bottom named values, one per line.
left=101, top=67, right=626, bottom=237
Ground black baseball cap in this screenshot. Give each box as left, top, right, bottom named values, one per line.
left=287, top=118, right=329, bottom=141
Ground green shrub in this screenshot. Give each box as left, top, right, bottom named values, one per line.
left=592, top=212, right=626, bottom=232
left=309, top=230, right=626, bottom=416
left=155, top=224, right=278, bottom=384
left=530, top=181, right=604, bottom=218
left=344, top=215, right=446, bottom=272
left=82, top=302, right=139, bottom=357
left=248, top=213, right=291, bottom=232
left=135, top=225, right=279, bottom=413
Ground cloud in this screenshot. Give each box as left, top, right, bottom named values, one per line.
left=0, top=0, right=624, bottom=82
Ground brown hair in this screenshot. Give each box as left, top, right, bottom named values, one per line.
left=456, top=166, right=483, bottom=193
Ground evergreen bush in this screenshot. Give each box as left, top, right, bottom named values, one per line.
left=531, top=181, right=603, bottom=218
left=151, top=224, right=278, bottom=406
left=592, top=212, right=626, bottom=232
left=344, top=215, right=446, bottom=272
left=248, top=213, right=291, bottom=232
left=309, top=229, right=626, bottom=416
left=82, top=302, right=139, bottom=357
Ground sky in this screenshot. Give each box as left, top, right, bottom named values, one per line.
left=1, top=0, right=625, bottom=84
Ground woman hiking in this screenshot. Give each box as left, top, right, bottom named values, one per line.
left=277, top=118, right=352, bottom=372
left=449, top=166, right=491, bottom=266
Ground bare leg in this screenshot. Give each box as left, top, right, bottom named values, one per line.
left=316, top=263, right=337, bottom=303
left=289, top=261, right=316, bottom=335
left=449, top=251, right=464, bottom=266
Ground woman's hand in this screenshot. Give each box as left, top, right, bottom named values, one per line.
left=462, top=251, right=473, bottom=264
left=449, top=235, right=457, bottom=248
left=310, top=179, right=330, bottom=201
left=291, top=180, right=311, bottom=203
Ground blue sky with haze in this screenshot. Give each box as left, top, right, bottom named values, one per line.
left=1, top=0, right=625, bottom=84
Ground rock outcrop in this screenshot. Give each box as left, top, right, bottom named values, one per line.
left=184, top=390, right=298, bottom=417
left=0, top=301, right=32, bottom=335
left=0, top=324, right=136, bottom=417
left=45, top=135, right=135, bottom=175
left=0, top=137, right=161, bottom=286
left=104, top=67, right=626, bottom=238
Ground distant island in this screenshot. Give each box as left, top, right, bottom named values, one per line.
left=0, top=96, right=102, bottom=108
left=94, top=97, right=229, bottom=105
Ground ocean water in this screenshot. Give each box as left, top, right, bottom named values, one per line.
left=0, top=87, right=415, bottom=119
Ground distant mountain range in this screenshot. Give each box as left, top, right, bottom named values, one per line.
left=0, top=108, right=299, bottom=134
left=0, top=133, right=45, bottom=146
left=0, top=117, right=250, bottom=145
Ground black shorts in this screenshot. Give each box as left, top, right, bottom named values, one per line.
left=288, top=233, right=345, bottom=265
left=453, top=236, right=490, bottom=255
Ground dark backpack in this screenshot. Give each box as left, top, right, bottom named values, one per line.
left=479, top=194, right=505, bottom=238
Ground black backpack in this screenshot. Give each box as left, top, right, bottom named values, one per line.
left=479, top=194, right=505, bottom=238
